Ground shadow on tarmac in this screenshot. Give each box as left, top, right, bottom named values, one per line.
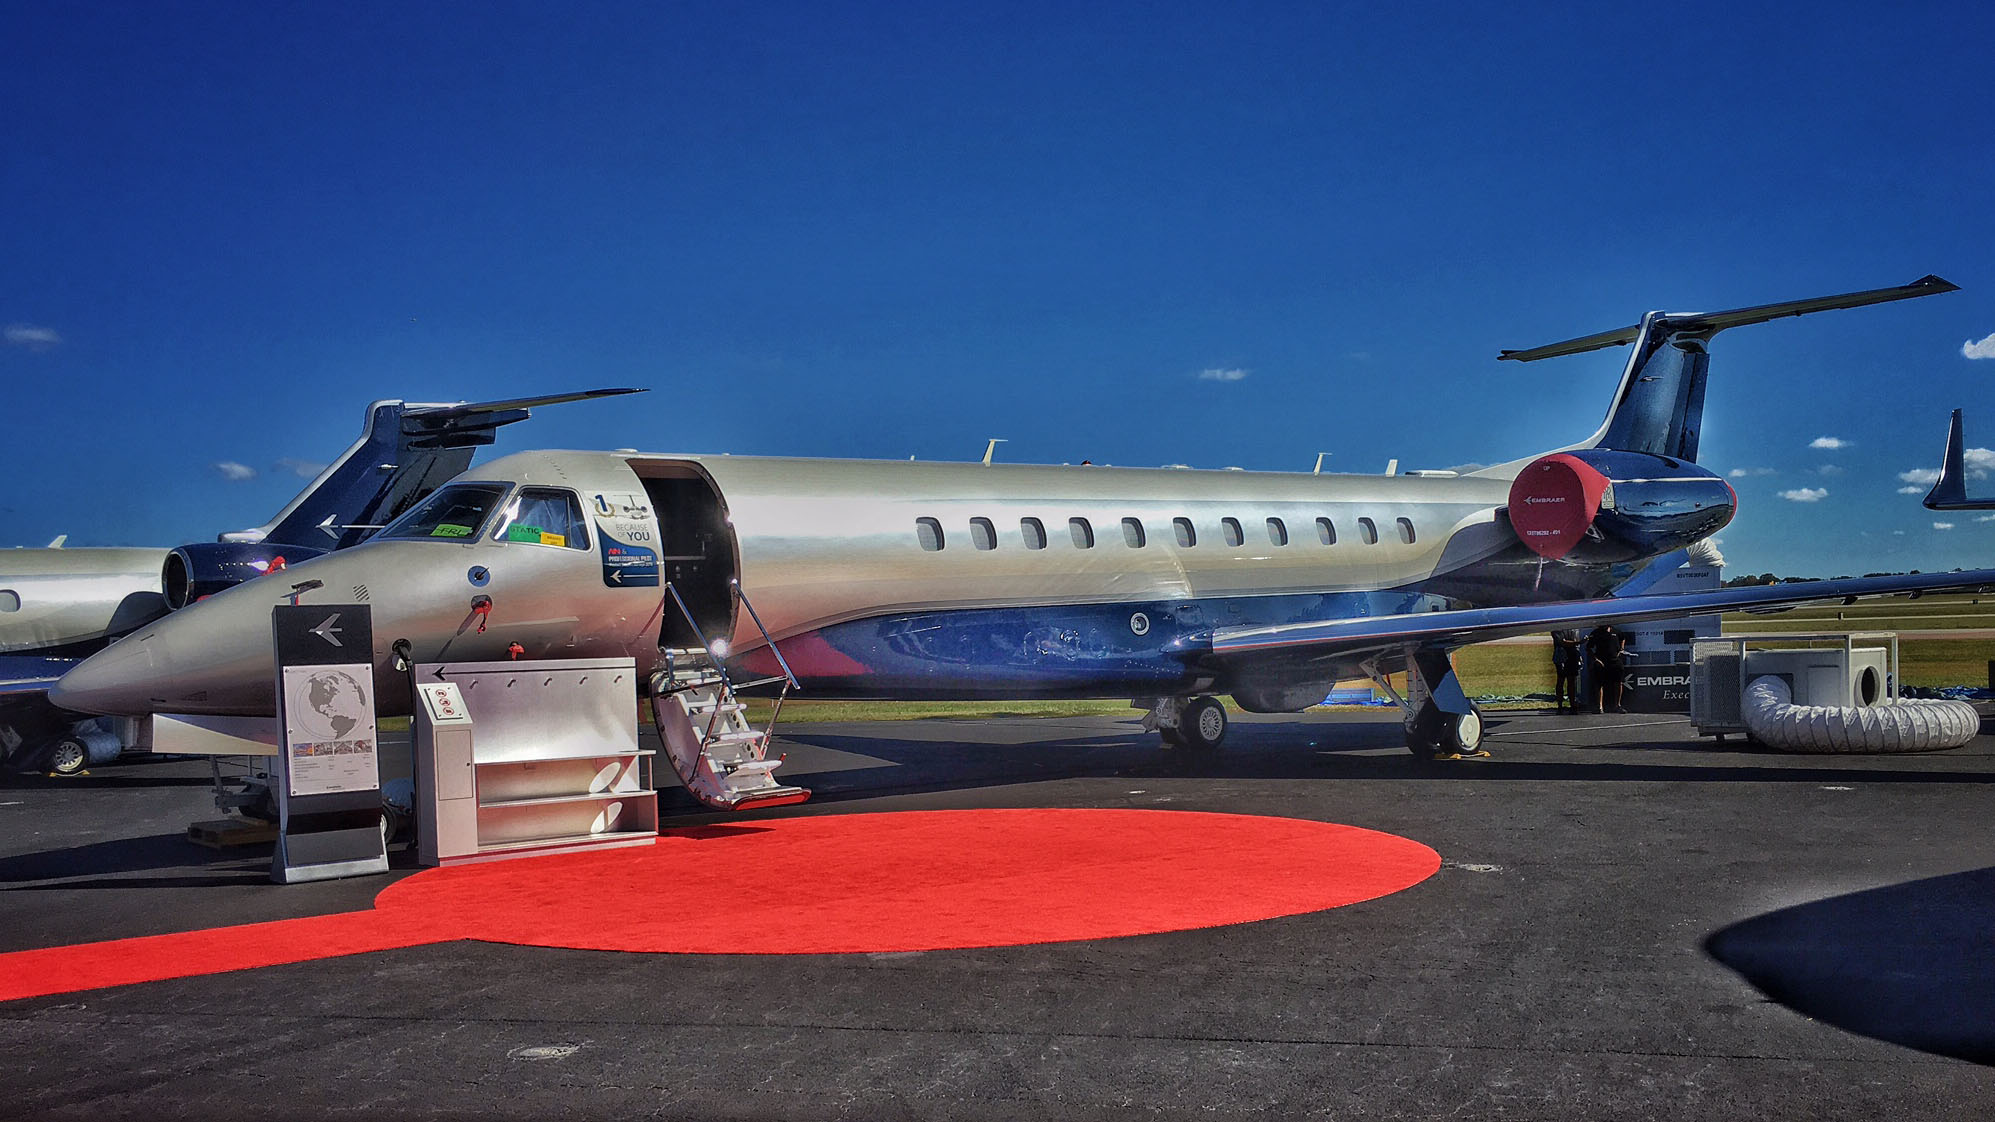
left=751, top=717, right=1995, bottom=813
left=1706, top=867, right=1995, bottom=1065
left=0, top=833, right=263, bottom=886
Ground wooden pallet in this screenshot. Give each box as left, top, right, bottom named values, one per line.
left=186, top=817, right=279, bottom=849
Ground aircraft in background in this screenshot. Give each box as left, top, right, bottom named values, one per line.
left=47, top=276, right=1995, bottom=809
left=1922, top=409, right=1995, bottom=510
left=0, top=389, right=639, bottom=774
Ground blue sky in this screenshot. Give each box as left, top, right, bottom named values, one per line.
left=4, top=1, right=1991, bottom=576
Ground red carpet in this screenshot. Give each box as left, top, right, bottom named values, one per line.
left=0, top=809, right=1439, bottom=1001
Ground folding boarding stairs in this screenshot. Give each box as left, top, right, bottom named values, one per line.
left=648, top=582, right=810, bottom=811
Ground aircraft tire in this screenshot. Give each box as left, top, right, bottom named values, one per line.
left=1159, top=726, right=1185, bottom=748
left=47, top=736, right=89, bottom=776
left=1179, top=696, right=1228, bottom=750
left=1446, top=708, right=1485, bottom=753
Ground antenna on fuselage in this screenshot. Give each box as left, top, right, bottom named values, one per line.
left=1384, top=459, right=1399, bottom=476
left=982, top=438, right=1007, bottom=466
left=1313, top=453, right=1332, bottom=474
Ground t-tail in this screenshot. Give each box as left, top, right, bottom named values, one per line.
left=1493, top=275, right=1958, bottom=563
left=160, top=388, right=643, bottom=609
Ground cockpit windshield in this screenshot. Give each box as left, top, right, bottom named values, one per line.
left=375, top=483, right=512, bottom=542
left=490, top=487, right=590, bottom=550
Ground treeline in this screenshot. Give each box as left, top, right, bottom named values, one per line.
left=1722, top=571, right=1924, bottom=587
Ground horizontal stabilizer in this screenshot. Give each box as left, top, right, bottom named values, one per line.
left=404, top=387, right=644, bottom=422
left=1498, top=275, right=1958, bottom=362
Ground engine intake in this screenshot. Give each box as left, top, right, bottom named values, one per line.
left=1507, top=450, right=1734, bottom=563
left=164, top=542, right=328, bottom=610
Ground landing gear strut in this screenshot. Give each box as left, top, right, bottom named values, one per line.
left=1139, top=695, right=1228, bottom=750
left=1363, top=647, right=1489, bottom=761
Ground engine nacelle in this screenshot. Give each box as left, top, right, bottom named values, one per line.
left=1507, top=450, right=1734, bottom=564
left=164, top=542, right=328, bottom=610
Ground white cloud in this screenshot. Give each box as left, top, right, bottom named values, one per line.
left=1728, top=467, right=1776, bottom=478
left=1977, top=514, right=1995, bottom=523
left=1968, top=448, right=1995, bottom=476
left=1198, top=367, right=1249, bottom=382
left=4, top=323, right=61, bottom=351
left=212, top=461, right=257, bottom=481
left=273, top=457, right=327, bottom=478
left=1897, top=485, right=1924, bottom=494
left=1809, top=436, right=1849, bottom=450
left=1934, top=521, right=1956, bottom=530
left=1778, top=487, right=1828, bottom=502
left=1899, top=467, right=1942, bottom=485
left=1816, top=464, right=1844, bottom=477
left=1963, top=332, right=1995, bottom=359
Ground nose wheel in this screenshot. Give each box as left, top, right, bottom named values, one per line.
left=1142, top=695, right=1229, bottom=750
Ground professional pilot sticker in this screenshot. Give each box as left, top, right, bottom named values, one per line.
left=593, top=493, right=661, bottom=587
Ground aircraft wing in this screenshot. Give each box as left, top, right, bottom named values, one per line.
left=1207, top=568, right=1995, bottom=672
left=0, top=656, right=74, bottom=699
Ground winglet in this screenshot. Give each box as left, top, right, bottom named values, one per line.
left=1923, top=408, right=1992, bottom=510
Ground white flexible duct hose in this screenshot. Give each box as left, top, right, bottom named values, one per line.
left=1742, top=675, right=1980, bottom=753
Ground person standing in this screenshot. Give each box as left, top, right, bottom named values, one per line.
left=1551, top=629, right=1582, bottom=713
left=1587, top=624, right=1628, bottom=713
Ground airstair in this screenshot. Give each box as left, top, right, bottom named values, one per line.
left=648, top=582, right=810, bottom=811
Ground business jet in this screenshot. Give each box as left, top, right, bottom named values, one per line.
left=46, top=276, right=1994, bottom=805
left=0, top=389, right=637, bottom=773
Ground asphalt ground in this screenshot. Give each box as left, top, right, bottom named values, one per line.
left=4, top=708, right=1995, bottom=1121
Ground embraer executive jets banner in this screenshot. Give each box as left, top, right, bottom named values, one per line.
left=273, top=605, right=378, bottom=799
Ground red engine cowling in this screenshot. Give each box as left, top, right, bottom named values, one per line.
left=1507, top=450, right=1734, bottom=564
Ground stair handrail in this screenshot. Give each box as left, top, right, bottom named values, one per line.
left=731, top=579, right=800, bottom=691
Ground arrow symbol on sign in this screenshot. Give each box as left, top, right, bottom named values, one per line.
left=309, top=614, right=344, bottom=647
left=609, top=569, right=624, bottom=584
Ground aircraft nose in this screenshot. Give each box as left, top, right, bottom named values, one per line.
left=51, top=585, right=279, bottom=717
left=50, top=630, right=169, bottom=716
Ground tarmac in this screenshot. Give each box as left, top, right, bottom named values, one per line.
left=4, top=707, right=1995, bottom=1120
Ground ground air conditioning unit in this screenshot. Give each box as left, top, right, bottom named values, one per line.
left=1690, top=634, right=1898, bottom=738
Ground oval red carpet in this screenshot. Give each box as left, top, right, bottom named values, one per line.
left=0, top=809, right=1440, bottom=1000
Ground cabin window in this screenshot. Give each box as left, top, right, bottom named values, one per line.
left=970, top=517, right=997, bottom=551
left=1070, top=517, right=1095, bottom=549
left=916, top=517, right=944, bottom=551
left=492, top=487, right=590, bottom=550
left=1173, top=518, right=1196, bottom=547
left=1021, top=517, right=1047, bottom=550
left=1222, top=517, right=1244, bottom=547
left=1358, top=517, right=1378, bottom=545
left=1267, top=517, right=1288, bottom=546
left=1316, top=517, right=1336, bottom=545
left=1121, top=518, right=1146, bottom=547
left=1397, top=517, right=1416, bottom=544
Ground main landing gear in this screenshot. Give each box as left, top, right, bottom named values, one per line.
left=1140, top=695, right=1228, bottom=750
left=1363, top=647, right=1489, bottom=762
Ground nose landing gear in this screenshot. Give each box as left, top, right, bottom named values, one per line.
left=1139, top=694, right=1229, bottom=750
